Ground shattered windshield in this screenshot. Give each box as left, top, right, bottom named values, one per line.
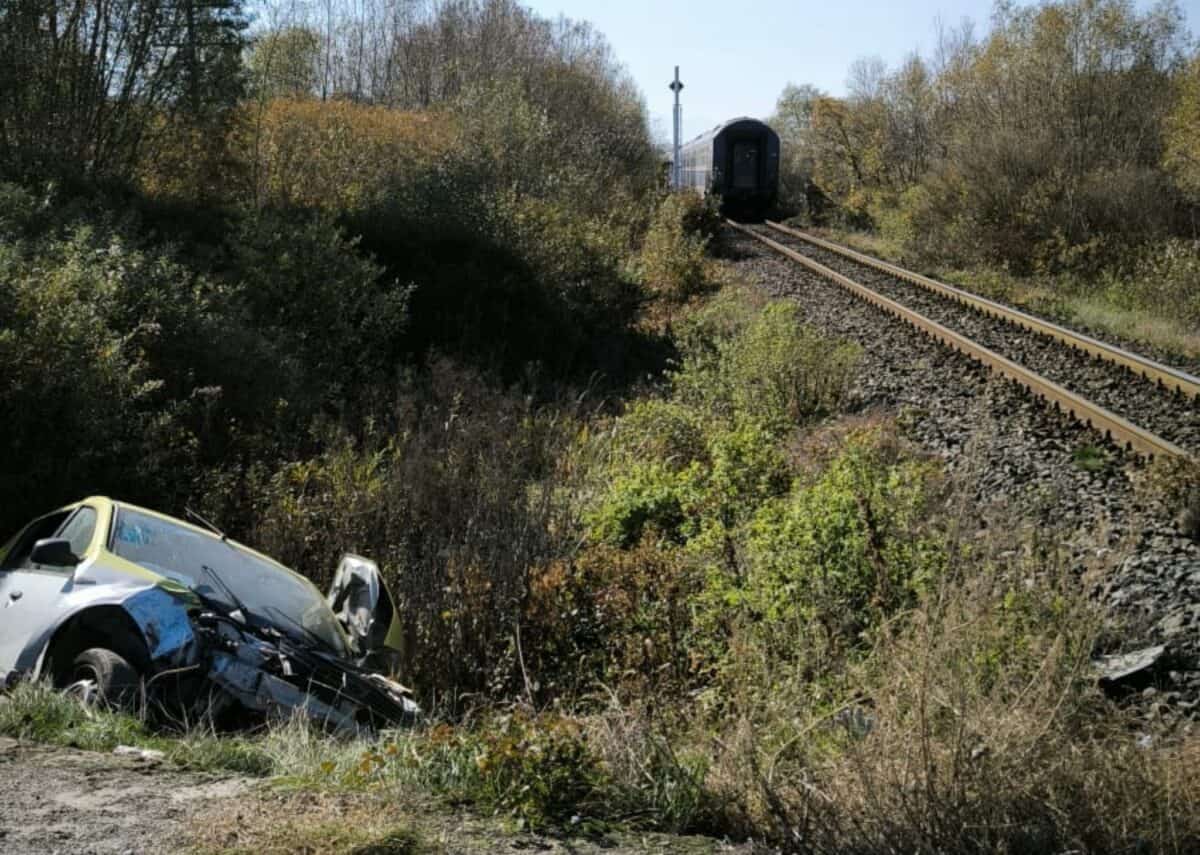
left=111, top=508, right=348, bottom=657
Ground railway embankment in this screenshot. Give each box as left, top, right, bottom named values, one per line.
left=725, top=225, right=1200, bottom=711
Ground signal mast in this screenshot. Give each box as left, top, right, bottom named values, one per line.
left=670, top=67, right=684, bottom=190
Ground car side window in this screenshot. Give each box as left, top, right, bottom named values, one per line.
left=0, top=512, right=70, bottom=571
left=55, top=507, right=97, bottom=560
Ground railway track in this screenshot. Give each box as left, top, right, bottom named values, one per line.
left=727, top=219, right=1199, bottom=463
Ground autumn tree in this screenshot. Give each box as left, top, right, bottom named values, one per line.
left=784, top=0, right=1192, bottom=270
left=1165, top=55, right=1200, bottom=203
left=771, top=83, right=826, bottom=216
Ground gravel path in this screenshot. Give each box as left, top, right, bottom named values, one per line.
left=758, top=225, right=1200, bottom=455
left=0, top=736, right=249, bottom=854
left=722, top=228, right=1200, bottom=714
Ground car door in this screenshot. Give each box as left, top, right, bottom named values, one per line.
left=326, top=554, right=404, bottom=667
left=0, top=506, right=97, bottom=677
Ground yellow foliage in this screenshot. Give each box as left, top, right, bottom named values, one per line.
left=136, top=113, right=248, bottom=204
left=1166, top=56, right=1200, bottom=199
left=244, top=98, right=456, bottom=212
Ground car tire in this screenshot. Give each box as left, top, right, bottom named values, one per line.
left=68, top=648, right=142, bottom=711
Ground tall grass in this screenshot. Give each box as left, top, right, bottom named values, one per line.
left=0, top=683, right=274, bottom=775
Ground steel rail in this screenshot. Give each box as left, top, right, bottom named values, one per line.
left=763, top=220, right=1200, bottom=400
left=728, top=219, right=1193, bottom=462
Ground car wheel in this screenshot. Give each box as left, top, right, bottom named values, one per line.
left=65, top=648, right=142, bottom=711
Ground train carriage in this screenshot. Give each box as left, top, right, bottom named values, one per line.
left=679, top=117, right=779, bottom=219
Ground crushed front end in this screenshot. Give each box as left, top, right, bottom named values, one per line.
left=185, top=607, right=420, bottom=733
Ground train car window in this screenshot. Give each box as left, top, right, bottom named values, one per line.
left=732, top=142, right=758, bottom=189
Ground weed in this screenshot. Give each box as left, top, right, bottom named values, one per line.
left=1072, top=443, right=1113, bottom=473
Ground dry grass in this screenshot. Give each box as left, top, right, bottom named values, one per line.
left=1067, top=296, right=1200, bottom=360
left=183, top=783, right=735, bottom=854
left=688, top=553, right=1200, bottom=854
left=186, top=791, right=432, bottom=854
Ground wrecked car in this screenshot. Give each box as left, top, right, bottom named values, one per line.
left=0, top=497, right=418, bottom=733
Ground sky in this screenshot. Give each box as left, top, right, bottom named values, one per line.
left=523, top=0, right=1200, bottom=143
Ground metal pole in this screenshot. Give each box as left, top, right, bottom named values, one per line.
left=669, top=66, right=684, bottom=190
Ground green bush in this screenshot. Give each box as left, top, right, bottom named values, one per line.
left=586, top=418, right=792, bottom=552
left=612, top=398, right=708, bottom=470
left=0, top=181, right=42, bottom=238
left=0, top=217, right=205, bottom=530
left=0, top=190, right=417, bottom=537
left=587, top=462, right=697, bottom=548
left=571, top=288, right=868, bottom=705
left=740, top=431, right=944, bottom=652
left=683, top=419, right=792, bottom=552
left=674, top=299, right=860, bottom=433
left=224, top=212, right=408, bottom=405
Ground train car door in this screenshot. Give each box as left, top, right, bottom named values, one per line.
left=731, top=140, right=760, bottom=190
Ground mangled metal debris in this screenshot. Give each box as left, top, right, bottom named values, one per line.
left=0, top=497, right=418, bottom=732
left=1093, top=644, right=1168, bottom=695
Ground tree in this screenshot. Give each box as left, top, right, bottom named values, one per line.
left=771, top=84, right=827, bottom=217
left=782, top=0, right=1191, bottom=267
left=1165, top=55, right=1200, bottom=202
left=773, top=83, right=823, bottom=141
left=249, top=26, right=322, bottom=101
left=882, top=55, right=936, bottom=187
left=0, top=0, right=248, bottom=182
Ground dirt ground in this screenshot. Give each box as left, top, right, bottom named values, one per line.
left=187, top=787, right=752, bottom=854
left=0, top=736, right=249, bottom=854
left=0, top=737, right=749, bottom=854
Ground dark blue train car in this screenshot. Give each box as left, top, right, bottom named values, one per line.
left=679, top=118, right=780, bottom=219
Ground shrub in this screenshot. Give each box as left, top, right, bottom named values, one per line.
left=674, top=298, right=860, bottom=433
left=226, top=360, right=580, bottom=702
left=0, top=219, right=206, bottom=532
left=636, top=193, right=717, bottom=302
left=587, top=463, right=697, bottom=548
left=548, top=538, right=704, bottom=696
left=1100, top=238, right=1200, bottom=327
left=223, top=212, right=409, bottom=406
left=739, top=431, right=944, bottom=656
left=244, top=99, right=454, bottom=213
left=468, top=712, right=610, bottom=829
left=586, top=418, right=791, bottom=553
left=0, top=181, right=42, bottom=238
left=611, top=399, right=709, bottom=470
